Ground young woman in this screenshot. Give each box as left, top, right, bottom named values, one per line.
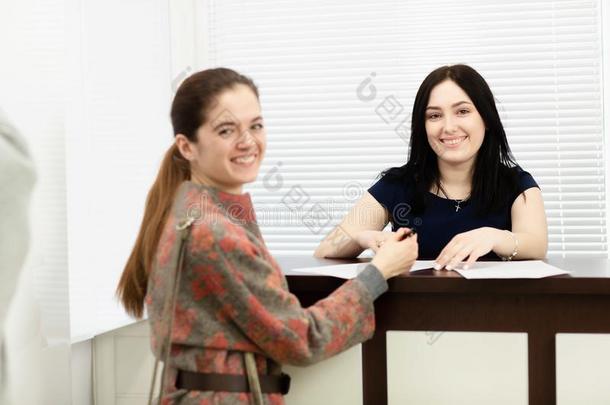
left=116, top=68, right=418, bottom=404
left=316, top=64, right=547, bottom=271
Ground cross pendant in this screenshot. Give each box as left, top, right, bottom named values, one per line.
left=455, top=201, right=462, bottom=212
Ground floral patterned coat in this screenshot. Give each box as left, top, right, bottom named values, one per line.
left=146, top=181, right=378, bottom=404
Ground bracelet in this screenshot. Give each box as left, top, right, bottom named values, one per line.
left=501, top=231, right=518, bottom=261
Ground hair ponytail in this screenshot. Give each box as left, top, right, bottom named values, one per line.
left=117, top=144, right=189, bottom=318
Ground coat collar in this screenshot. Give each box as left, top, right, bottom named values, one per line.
left=175, top=181, right=256, bottom=224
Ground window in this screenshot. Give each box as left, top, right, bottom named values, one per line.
left=184, top=0, right=606, bottom=257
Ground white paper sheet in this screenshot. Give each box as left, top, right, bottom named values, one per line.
left=410, top=260, right=438, bottom=272
left=452, top=260, right=569, bottom=279
left=289, top=260, right=438, bottom=279
left=288, top=260, right=569, bottom=280
left=289, top=263, right=367, bottom=279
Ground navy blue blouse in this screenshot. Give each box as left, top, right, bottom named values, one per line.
left=368, top=169, right=539, bottom=260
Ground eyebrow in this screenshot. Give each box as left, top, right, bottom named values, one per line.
left=213, top=120, right=237, bottom=131
left=212, top=116, right=263, bottom=131
left=426, top=101, right=472, bottom=110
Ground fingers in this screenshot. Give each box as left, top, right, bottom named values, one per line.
left=391, top=227, right=409, bottom=241
left=434, top=238, right=468, bottom=271
left=445, top=246, right=472, bottom=270
left=369, top=231, right=389, bottom=252
left=433, top=229, right=491, bottom=271
left=463, top=251, right=481, bottom=270
left=402, top=227, right=416, bottom=237
left=379, top=228, right=411, bottom=248
left=375, top=229, right=417, bottom=261
left=395, top=227, right=417, bottom=243
left=434, top=241, right=458, bottom=270
left=372, top=235, right=383, bottom=251
left=397, top=232, right=418, bottom=256
left=437, top=245, right=482, bottom=271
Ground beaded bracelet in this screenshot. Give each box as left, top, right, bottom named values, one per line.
left=502, top=231, right=519, bottom=261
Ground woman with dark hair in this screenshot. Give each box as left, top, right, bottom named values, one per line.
left=116, top=68, right=418, bottom=404
left=316, top=64, right=547, bottom=270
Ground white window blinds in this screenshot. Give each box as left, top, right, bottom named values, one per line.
left=196, top=0, right=606, bottom=257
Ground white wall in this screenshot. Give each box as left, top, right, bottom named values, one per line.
left=66, top=0, right=173, bottom=343
left=1, top=0, right=174, bottom=402
left=0, top=0, right=72, bottom=402
left=71, top=340, right=93, bottom=405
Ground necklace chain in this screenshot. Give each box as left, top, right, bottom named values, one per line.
left=438, top=183, right=470, bottom=212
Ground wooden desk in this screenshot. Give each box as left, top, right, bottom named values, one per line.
left=279, top=256, right=610, bottom=405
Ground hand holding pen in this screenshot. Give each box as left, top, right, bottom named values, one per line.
left=371, top=228, right=418, bottom=280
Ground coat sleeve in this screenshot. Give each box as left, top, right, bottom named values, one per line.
left=188, top=222, right=377, bottom=367
left=0, top=111, right=35, bottom=332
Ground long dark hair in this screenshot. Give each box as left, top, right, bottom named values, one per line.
left=383, top=64, right=520, bottom=216
left=117, top=68, right=259, bottom=318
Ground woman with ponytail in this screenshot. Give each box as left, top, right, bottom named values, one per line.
left=116, top=68, right=418, bottom=404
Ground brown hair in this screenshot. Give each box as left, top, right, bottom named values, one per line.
left=116, top=68, right=259, bottom=318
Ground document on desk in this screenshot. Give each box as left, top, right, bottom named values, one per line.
left=289, top=260, right=437, bottom=279
left=288, top=260, right=568, bottom=279
left=453, top=260, right=569, bottom=279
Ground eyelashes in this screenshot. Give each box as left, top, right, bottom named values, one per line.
left=218, top=123, right=264, bottom=137
left=426, top=110, right=471, bottom=121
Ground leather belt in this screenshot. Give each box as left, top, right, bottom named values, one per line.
left=176, top=369, right=291, bottom=395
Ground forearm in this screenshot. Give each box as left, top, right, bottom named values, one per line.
left=314, top=225, right=363, bottom=258
left=315, top=192, right=389, bottom=258
left=215, top=254, right=378, bottom=366
left=279, top=265, right=387, bottom=366
left=492, top=228, right=548, bottom=260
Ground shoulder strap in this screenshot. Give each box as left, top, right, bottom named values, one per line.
left=148, top=216, right=195, bottom=405
left=244, top=352, right=264, bottom=405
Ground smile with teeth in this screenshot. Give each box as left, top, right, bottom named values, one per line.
left=231, top=153, right=257, bottom=165
left=441, top=136, right=468, bottom=146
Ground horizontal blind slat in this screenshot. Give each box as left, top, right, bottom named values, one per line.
left=211, top=0, right=604, bottom=256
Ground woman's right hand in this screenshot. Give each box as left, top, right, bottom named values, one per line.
left=371, top=228, right=418, bottom=280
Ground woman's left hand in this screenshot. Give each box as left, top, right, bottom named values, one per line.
left=433, top=227, right=501, bottom=271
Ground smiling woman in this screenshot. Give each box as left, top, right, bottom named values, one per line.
left=174, top=84, right=266, bottom=194
left=115, top=67, right=419, bottom=404
left=425, top=81, right=486, bottom=168
left=316, top=64, right=548, bottom=270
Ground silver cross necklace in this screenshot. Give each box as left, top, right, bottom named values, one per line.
left=453, top=199, right=465, bottom=212
left=439, top=183, right=470, bottom=212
